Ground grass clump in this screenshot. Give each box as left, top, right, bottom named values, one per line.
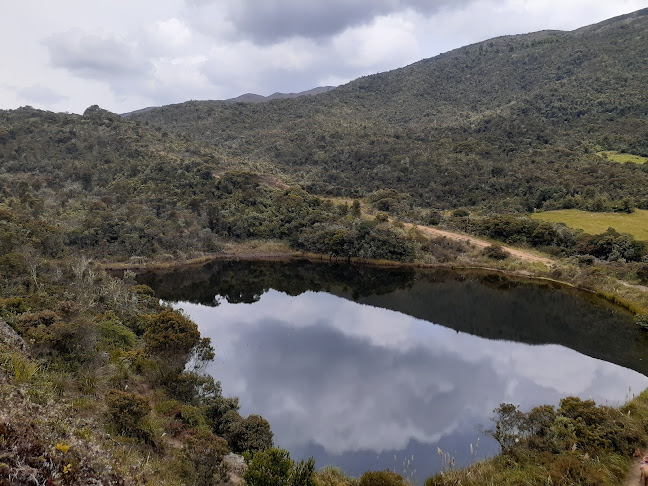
left=0, top=349, right=39, bottom=383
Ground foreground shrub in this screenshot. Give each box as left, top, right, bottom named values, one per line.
left=359, top=470, right=404, bottom=486
left=244, top=448, right=315, bottom=486
left=314, top=466, right=358, bottom=486
left=229, top=414, right=274, bottom=453
left=179, top=429, right=229, bottom=486
left=105, top=389, right=151, bottom=439
left=144, top=310, right=201, bottom=363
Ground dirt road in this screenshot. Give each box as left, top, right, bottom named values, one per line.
left=401, top=222, right=555, bottom=266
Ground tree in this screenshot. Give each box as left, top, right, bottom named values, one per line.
left=351, top=199, right=361, bottom=218
left=230, top=414, right=274, bottom=453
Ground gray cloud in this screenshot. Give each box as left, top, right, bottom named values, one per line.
left=44, top=30, right=148, bottom=81
left=191, top=0, right=472, bottom=43
left=17, top=84, right=68, bottom=104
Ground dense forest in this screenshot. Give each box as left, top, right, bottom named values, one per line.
left=128, top=9, right=648, bottom=213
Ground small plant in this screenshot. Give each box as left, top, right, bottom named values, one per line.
left=0, top=350, right=39, bottom=383
left=482, top=243, right=510, bottom=260
left=179, top=429, right=229, bottom=486
left=635, top=313, right=648, bottom=331
left=55, top=443, right=71, bottom=453
left=180, top=404, right=207, bottom=429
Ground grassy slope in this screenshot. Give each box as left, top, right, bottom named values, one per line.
left=531, top=209, right=648, bottom=241
left=597, top=151, right=648, bottom=164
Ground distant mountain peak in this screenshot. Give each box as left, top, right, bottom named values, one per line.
left=121, top=86, right=336, bottom=117
left=223, top=86, right=336, bottom=104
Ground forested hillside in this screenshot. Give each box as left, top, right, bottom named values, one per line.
left=0, top=105, right=437, bottom=263
left=128, top=9, right=648, bottom=212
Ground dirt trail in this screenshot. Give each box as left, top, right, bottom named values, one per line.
left=324, top=197, right=554, bottom=265
left=400, top=221, right=555, bottom=266
left=623, top=456, right=644, bottom=486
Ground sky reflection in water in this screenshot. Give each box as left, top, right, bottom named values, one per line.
left=176, top=289, right=648, bottom=481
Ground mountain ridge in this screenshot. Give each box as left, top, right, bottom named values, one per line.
left=125, top=8, right=648, bottom=211
left=121, top=86, right=336, bottom=116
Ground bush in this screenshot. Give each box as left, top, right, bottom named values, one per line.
left=359, top=470, right=404, bottom=486
left=143, top=310, right=201, bottom=360
left=0, top=297, right=27, bottom=315
left=98, top=313, right=136, bottom=350
left=229, top=414, right=274, bottom=453
left=180, top=404, right=207, bottom=429
left=482, top=243, right=510, bottom=260
left=244, top=448, right=315, bottom=486
left=179, top=429, right=229, bottom=486
left=315, top=467, right=358, bottom=486
left=105, top=389, right=151, bottom=439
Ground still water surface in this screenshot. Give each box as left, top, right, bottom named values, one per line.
left=138, top=261, right=648, bottom=482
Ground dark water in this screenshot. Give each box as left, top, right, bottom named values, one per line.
left=138, top=260, right=648, bottom=482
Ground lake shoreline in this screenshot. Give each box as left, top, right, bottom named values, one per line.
left=101, top=248, right=647, bottom=317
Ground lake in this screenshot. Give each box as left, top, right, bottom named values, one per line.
left=137, top=260, right=648, bottom=482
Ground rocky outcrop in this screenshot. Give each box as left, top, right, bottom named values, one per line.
left=224, top=452, right=247, bottom=486
left=0, top=317, right=28, bottom=352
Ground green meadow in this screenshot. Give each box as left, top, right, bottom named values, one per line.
left=531, top=209, right=648, bottom=241
left=597, top=150, right=648, bottom=164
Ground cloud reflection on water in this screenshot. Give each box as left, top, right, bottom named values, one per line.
left=177, top=289, right=648, bottom=477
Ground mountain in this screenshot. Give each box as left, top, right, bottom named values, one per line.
left=223, top=86, right=336, bottom=103
left=121, top=86, right=336, bottom=116
left=127, top=8, right=648, bottom=212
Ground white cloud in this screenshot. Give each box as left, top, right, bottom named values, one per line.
left=332, top=13, right=421, bottom=70
left=0, top=0, right=646, bottom=113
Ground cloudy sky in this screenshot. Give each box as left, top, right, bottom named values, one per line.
left=1, top=0, right=645, bottom=114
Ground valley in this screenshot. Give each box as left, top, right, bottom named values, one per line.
left=2, top=7, right=648, bottom=486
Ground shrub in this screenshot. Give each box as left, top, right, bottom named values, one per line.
left=229, top=414, right=274, bottom=453
left=635, top=313, right=648, bottom=331
left=482, top=243, right=509, bottom=260
left=143, top=310, right=201, bottom=360
left=1, top=296, right=27, bottom=315
left=375, top=212, right=389, bottom=223
left=105, top=389, right=151, bottom=439
left=359, top=470, right=404, bottom=486
left=16, top=310, right=59, bottom=332
left=244, top=448, right=314, bottom=486
left=451, top=209, right=469, bottom=218
left=180, top=404, right=207, bottom=429
left=179, top=429, right=229, bottom=486
left=98, top=313, right=136, bottom=350
left=637, top=264, right=648, bottom=283
left=314, top=467, right=358, bottom=486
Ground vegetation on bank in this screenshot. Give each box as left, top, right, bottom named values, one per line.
left=426, top=392, right=648, bottom=486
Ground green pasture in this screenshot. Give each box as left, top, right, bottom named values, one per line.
left=531, top=209, right=648, bottom=241
left=597, top=150, right=647, bottom=164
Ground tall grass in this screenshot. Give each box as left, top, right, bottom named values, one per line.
left=0, top=350, right=39, bottom=383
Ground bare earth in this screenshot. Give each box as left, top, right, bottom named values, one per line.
left=401, top=222, right=555, bottom=266
left=623, top=456, right=643, bottom=486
